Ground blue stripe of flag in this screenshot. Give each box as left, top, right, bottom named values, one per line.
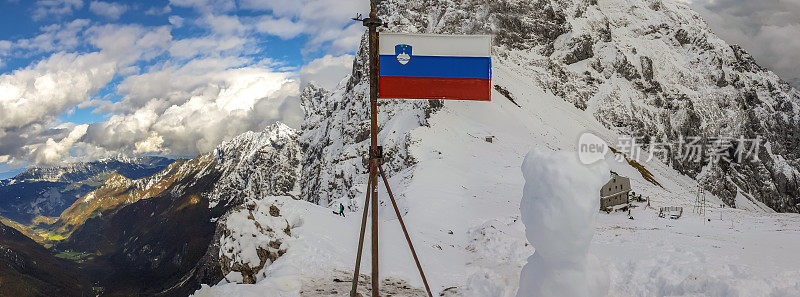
left=379, top=55, right=491, bottom=79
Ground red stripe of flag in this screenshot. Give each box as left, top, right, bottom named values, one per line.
left=379, top=76, right=491, bottom=101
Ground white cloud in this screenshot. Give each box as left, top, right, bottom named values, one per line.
left=30, top=124, right=88, bottom=165
left=0, top=52, right=116, bottom=130
left=84, top=57, right=300, bottom=156
left=134, top=132, right=164, bottom=154
left=202, top=14, right=247, bottom=35
left=0, top=40, right=12, bottom=55
left=89, top=1, right=127, bottom=19
left=145, top=4, right=171, bottom=16
left=299, top=54, right=353, bottom=90
left=254, top=16, right=305, bottom=39
left=326, top=22, right=365, bottom=54
left=0, top=24, right=173, bottom=165
left=169, top=0, right=235, bottom=12
left=85, top=24, right=172, bottom=63
left=243, top=0, right=368, bottom=53
left=169, top=15, right=185, bottom=28
left=168, top=35, right=248, bottom=59
left=15, top=19, right=90, bottom=53
left=32, top=0, right=84, bottom=21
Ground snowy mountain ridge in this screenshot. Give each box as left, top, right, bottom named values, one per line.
left=0, top=156, right=173, bottom=222
left=6, top=156, right=173, bottom=184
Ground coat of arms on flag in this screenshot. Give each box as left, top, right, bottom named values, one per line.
left=395, top=44, right=412, bottom=65
left=379, top=33, right=492, bottom=101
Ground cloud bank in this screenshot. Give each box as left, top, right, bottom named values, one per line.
left=0, top=0, right=360, bottom=167
left=686, top=0, right=800, bottom=89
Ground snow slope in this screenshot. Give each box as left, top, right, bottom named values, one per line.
left=195, top=48, right=800, bottom=295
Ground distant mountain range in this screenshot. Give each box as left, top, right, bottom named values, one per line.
left=0, top=157, right=173, bottom=223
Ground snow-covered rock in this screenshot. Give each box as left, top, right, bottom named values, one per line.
left=206, top=122, right=303, bottom=284
left=210, top=122, right=301, bottom=208
left=299, top=54, right=441, bottom=209
left=218, top=197, right=292, bottom=284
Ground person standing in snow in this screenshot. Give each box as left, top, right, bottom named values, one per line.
left=338, top=203, right=345, bottom=217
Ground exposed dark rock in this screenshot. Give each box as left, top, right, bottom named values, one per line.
left=640, top=56, right=654, bottom=81
left=615, top=56, right=641, bottom=81
left=675, top=28, right=691, bottom=45
left=563, top=35, right=594, bottom=65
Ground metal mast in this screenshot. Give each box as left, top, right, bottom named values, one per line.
left=351, top=1, right=382, bottom=296
left=350, top=1, right=433, bottom=296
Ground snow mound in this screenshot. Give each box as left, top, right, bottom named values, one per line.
left=516, top=149, right=609, bottom=297
left=218, top=197, right=293, bottom=284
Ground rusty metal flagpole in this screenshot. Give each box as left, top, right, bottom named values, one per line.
left=367, top=1, right=381, bottom=296
left=350, top=1, right=433, bottom=296
left=350, top=173, right=371, bottom=296
left=350, top=0, right=382, bottom=296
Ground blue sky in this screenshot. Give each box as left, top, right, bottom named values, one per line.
left=0, top=0, right=363, bottom=173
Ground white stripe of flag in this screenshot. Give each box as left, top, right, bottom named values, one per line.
left=379, top=33, right=492, bottom=57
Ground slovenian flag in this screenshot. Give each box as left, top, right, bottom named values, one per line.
left=379, top=33, right=492, bottom=101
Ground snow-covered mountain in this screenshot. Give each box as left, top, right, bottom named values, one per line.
left=496, top=0, right=800, bottom=212
left=199, top=0, right=800, bottom=296
left=0, top=156, right=173, bottom=222
left=301, top=0, right=799, bottom=214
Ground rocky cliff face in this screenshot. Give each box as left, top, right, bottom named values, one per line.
left=299, top=37, right=443, bottom=209
left=495, top=0, right=800, bottom=212
left=301, top=0, right=799, bottom=212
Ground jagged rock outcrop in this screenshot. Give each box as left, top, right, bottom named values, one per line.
left=299, top=42, right=442, bottom=208
left=208, top=123, right=301, bottom=208
left=217, top=198, right=292, bottom=284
